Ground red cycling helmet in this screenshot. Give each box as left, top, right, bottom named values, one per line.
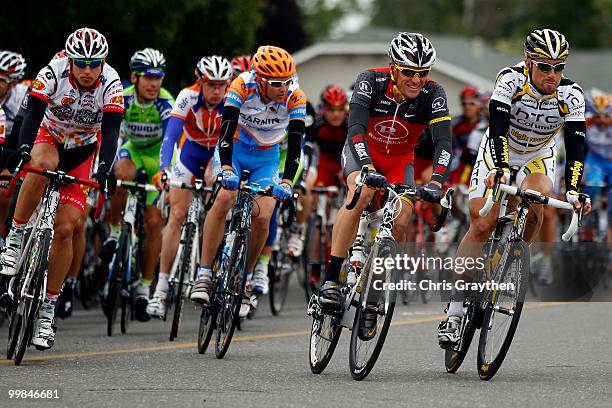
left=321, top=84, right=347, bottom=107
left=460, top=85, right=480, bottom=101
left=230, top=55, right=252, bottom=78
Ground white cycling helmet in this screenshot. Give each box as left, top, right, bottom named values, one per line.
left=388, top=32, right=436, bottom=68
left=195, top=55, right=232, bottom=81
left=130, top=48, right=166, bottom=76
left=65, top=27, right=109, bottom=59
left=0, top=50, right=27, bottom=81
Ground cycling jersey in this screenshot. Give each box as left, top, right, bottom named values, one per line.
left=344, top=67, right=452, bottom=184
left=160, top=82, right=222, bottom=170
left=490, top=62, right=585, bottom=156
left=29, top=57, right=124, bottom=149
left=0, top=107, right=5, bottom=143
left=121, top=85, right=174, bottom=147
left=0, top=82, right=28, bottom=137
left=585, top=122, right=611, bottom=161
left=315, top=116, right=347, bottom=156
left=224, top=71, right=307, bottom=147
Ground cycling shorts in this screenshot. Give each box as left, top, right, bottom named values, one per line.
left=117, top=140, right=161, bottom=206
left=212, top=139, right=280, bottom=189
left=171, top=138, right=215, bottom=185
left=316, top=152, right=342, bottom=187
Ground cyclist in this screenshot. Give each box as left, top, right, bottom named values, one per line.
left=584, top=92, right=611, bottom=240
left=230, top=55, right=251, bottom=81
left=0, top=28, right=123, bottom=350
left=190, top=46, right=305, bottom=315
left=0, top=51, right=28, bottom=233
left=146, top=55, right=232, bottom=318
left=438, top=29, right=591, bottom=347
left=99, top=48, right=173, bottom=320
left=317, top=32, right=453, bottom=312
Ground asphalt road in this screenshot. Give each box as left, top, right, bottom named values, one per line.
left=0, top=281, right=611, bottom=408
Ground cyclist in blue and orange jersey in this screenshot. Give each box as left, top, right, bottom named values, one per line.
left=230, top=55, right=251, bottom=81
left=0, top=28, right=123, bottom=349
left=438, top=29, right=592, bottom=347
left=101, top=48, right=174, bottom=321
left=147, top=56, right=232, bottom=318
left=583, top=92, right=612, bottom=240
left=0, top=51, right=28, bottom=235
left=317, top=32, right=453, bottom=312
left=190, top=46, right=306, bottom=317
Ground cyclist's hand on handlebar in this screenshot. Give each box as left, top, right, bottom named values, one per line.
left=485, top=167, right=510, bottom=189
left=153, top=170, right=168, bottom=191
left=272, top=181, right=292, bottom=201
left=221, top=168, right=239, bottom=190
left=96, top=163, right=117, bottom=196
left=419, top=181, right=442, bottom=203
left=7, top=145, right=31, bottom=174
left=362, top=169, right=387, bottom=189
left=566, top=190, right=591, bottom=215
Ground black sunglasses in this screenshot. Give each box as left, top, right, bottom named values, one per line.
left=532, top=60, right=565, bottom=74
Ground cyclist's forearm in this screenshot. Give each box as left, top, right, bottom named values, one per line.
left=347, top=102, right=372, bottom=167
left=99, top=111, right=122, bottom=168
left=429, top=119, right=452, bottom=184
left=488, top=99, right=511, bottom=169
left=283, top=119, right=305, bottom=182
left=159, top=116, right=184, bottom=170
left=563, top=120, right=586, bottom=191
left=219, top=105, right=240, bottom=168
left=18, top=94, right=47, bottom=150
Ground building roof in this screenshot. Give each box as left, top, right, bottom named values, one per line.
left=294, top=27, right=611, bottom=93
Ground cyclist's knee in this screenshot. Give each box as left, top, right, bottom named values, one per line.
left=145, top=212, right=163, bottom=232
left=213, top=190, right=234, bottom=213
left=113, top=159, right=136, bottom=181
left=54, top=220, right=76, bottom=243
left=31, top=152, right=59, bottom=171
left=169, top=204, right=188, bottom=222
left=469, top=216, right=495, bottom=241
left=251, top=214, right=270, bottom=232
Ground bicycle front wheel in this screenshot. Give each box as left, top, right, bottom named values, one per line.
left=269, top=235, right=291, bottom=316
left=170, top=223, right=195, bottom=341
left=215, top=231, right=249, bottom=359
left=477, top=240, right=530, bottom=380
left=349, top=238, right=398, bottom=380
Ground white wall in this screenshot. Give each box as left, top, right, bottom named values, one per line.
left=296, top=54, right=476, bottom=116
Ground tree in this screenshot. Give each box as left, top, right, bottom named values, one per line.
left=255, top=0, right=308, bottom=52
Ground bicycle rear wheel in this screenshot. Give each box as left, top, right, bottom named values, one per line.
left=477, top=240, right=530, bottom=380
left=445, top=300, right=481, bottom=373
left=349, top=238, right=398, bottom=380
left=308, top=299, right=342, bottom=374
left=14, top=230, right=51, bottom=365
left=106, top=227, right=129, bottom=337
left=215, top=231, right=249, bottom=359
left=170, top=223, right=195, bottom=341
left=303, top=215, right=324, bottom=301
left=269, top=234, right=291, bottom=316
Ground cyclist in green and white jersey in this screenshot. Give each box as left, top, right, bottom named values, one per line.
left=104, top=48, right=174, bottom=321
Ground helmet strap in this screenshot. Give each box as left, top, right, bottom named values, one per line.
left=390, top=67, right=408, bottom=103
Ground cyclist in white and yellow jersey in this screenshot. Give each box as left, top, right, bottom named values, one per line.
left=438, top=29, right=591, bottom=347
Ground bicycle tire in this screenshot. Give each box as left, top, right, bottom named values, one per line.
left=215, top=231, right=249, bottom=359
left=198, top=240, right=224, bottom=354
left=106, top=227, right=129, bottom=337
left=309, top=311, right=342, bottom=374
left=303, top=215, right=323, bottom=302
left=477, top=240, right=530, bottom=380
left=14, top=230, right=51, bottom=365
left=269, top=231, right=291, bottom=316
left=170, top=223, right=195, bottom=341
left=7, top=257, right=30, bottom=360
left=349, top=238, right=398, bottom=380
left=120, top=294, right=132, bottom=334
left=445, top=301, right=481, bottom=373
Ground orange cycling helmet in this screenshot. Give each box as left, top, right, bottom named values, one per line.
left=252, top=46, right=296, bottom=78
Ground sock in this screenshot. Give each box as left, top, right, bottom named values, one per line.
left=196, top=265, right=212, bottom=281
left=446, top=301, right=464, bottom=318
left=109, top=224, right=121, bottom=240
left=138, top=278, right=152, bottom=296
left=39, top=290, right=60, bottom=320
left=155, top=274, right=169, bottom=294
left=323, top=255, right=345, bottom=283
left=6, top=217, right=28, bottom=247
left=258, top=254, right=270, bottom=267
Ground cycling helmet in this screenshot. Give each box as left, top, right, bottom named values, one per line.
left=321, top=84, right=347, bottom=107
left=65, top=27, right=108, bottom=59
left=460, top=85, right=480, bottom=101
left=480, top=91, right=492, bottom=107
left=195, top=56, right=232, bottom=81
left=231, top=55, right=252, bottom=77
left=51, top=50, right=66, bottom=60
left=252, top=46, right=295, bottom=78
left=388, top=32, right=436, bottom=68
left=590, top=94, right=611, bottom=115
left=130, top=48, right=166, bottom=76
left=0, top=51, right=27, bottom=81
left=524, top=29, right=569, bottom=60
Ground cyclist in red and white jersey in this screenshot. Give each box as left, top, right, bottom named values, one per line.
left=317, top=32, right=453, bottom=311
left=0, top=28, right=123, bottom=350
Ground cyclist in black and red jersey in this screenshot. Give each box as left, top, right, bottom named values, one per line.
left=317, top=32, right=453, bottom=310
left=314, top=84, right=348, bottom=188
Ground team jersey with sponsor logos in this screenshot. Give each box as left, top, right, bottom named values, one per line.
left=121, top=85, right=174, bottom=147
left=315, top=116, right=347, bottom=156
left=350, top=67, right=450, bottom=161
left=224, top=71, right=307, bottom=147
left=29, top=57, right=124, bottom=149
left=169, top=83, right=222, bottom=148
left=585, top=123, right=611, bottom=160
left=0, top=82, right=28, bottom=137
left=491, top=62, right=585, bottom=155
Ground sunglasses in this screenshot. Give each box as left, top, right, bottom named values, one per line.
left=263, top=77, right=294, bottom=88
left=394, top=64, right=430, bottom=78
left=531, top=60, right=565, bottom=74
left=72, top=58, right=104, bottom=69
left=324, top=104, right=346, bottom=112
left=202, top=81, right=228, bottom=89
